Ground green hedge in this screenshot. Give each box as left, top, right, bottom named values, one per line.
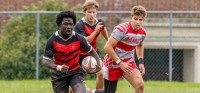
left=0, top=0, right=89, bottom=80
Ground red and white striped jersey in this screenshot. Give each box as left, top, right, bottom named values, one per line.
left=104, top=22, right=146, bottom=68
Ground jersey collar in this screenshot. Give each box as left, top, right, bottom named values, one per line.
left=81, top=17, right=98, bottom=26
left=55, top=30, right=75, bottom=41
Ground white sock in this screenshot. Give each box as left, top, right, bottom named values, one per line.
left=92, top=90, right=96, bottom=93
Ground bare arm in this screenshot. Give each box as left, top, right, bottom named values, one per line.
left=136, top=42, right=144, bottom=59
left=42, top=57, right=57, bottom=71
left=86, top=22, right=104, bottom=43
left=104, top=36, right=134, bottom=74
left=89, top=48, right=101, bottom=73
left=136, top=42, right=145, bottom=75
left=104, top=36, right=119, bottom=62
left=42, top=57, right=69, bottom=72
left=101, top=27, right=109, bottom=41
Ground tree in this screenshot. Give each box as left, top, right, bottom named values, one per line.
left=0, top=0, right=82, bottom=79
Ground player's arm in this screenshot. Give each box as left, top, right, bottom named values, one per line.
left=136, top=42, right=145, bottom=75
left=136, top=42, right=144, bottom=60
left=42, top=57, right=69, bottom=72
left=104, top=27, right=134, bottom=74
left=86, top=22, right=104, bottom=43
left=104, top=36, right=133, bottom=74
left=42, top=57, right=56, bottom=71
left=42, top=37, right=68, bottom=72
left=99, top=19, right=109, bottom=40
left=104, top=36, right=119, bottom=63
left=79, top=34, right=101, bottom=72
left=101, top=27, right=109, bottom=41
left=89, top=48, right=101, bottom=72
left=104, top=27, right=122, bottom=63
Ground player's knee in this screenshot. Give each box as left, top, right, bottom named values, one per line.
left=135, top=80, right=144, bottom=90
left=73, top=88, right=86, bottom=93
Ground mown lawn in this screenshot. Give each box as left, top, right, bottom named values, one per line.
left=0, top=79, right=200, bottom=93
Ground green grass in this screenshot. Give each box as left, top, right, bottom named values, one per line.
left=0, top=79, right=200, bottom=93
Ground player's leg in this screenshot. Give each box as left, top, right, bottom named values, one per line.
left=68, top=55, right=88, bottom=93
left=102, top=62, right=123, bottom=93
left=70, top=74, right=87, bottom=93
left=90, top=89, right=104, bottom=93
left=104, top=79, right=118, bottom=93
left=70, top=82, right=91, bottom=93
left=55, top=86, right=69, bottom=93
left=95, top=59, right=104, bottom=89
left=123, top=69, right=144, bottom=93
left=51, top=71, right=70, bottom=93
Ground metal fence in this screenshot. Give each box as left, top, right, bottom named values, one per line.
left=0, top=11, right=200, bottom=82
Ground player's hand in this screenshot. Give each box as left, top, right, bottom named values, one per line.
left=139, top=64, right=145, bottom=76
left=61, top=65, right=69, bottom=72
left=94, top=22, right=104, bottom=33
left=119, top=62, right=134, bottom=75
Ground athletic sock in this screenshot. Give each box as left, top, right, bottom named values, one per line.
left=91, top=89, right=104, bottom=93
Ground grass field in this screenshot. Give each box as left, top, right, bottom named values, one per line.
left=0, top=79, right=200, bottom=93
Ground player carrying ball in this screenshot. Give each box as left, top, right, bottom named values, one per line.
left=42, top=11, right=101, bottom=93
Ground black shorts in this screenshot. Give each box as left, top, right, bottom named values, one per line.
left=51, top=68, right=85, bottom=93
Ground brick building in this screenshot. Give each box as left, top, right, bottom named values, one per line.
left=0, top=0, right=200, bottom=11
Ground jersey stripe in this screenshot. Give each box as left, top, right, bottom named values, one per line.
left=54, top=52, right=79, bottom=62
left=104, top=21, right=146, bottom=68
left=54, top=56, right=80, bottom=72
left=53, top=41, right=80, bottom=53
left=117, top=41, right=136, bottom=51
left=43, top=31, right=92, bottom=72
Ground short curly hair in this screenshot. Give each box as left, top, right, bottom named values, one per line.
left=56, top=11, right=76, bottom=26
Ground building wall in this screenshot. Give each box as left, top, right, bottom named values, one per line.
left=144, top=25, right=200, bottom=82
left=0, top=0, right=200, bottom=11
left=183, top=50, right=194, bottom=82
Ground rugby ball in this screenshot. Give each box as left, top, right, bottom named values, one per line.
left=82, top=56, right=97, bottom=74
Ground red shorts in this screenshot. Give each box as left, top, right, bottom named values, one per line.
left=103, top=62, right=138, bottom=81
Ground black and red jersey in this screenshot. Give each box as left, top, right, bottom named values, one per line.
left=75, top=18, right=105, bottom=56
left=43, top=31, right=92, bottom=72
